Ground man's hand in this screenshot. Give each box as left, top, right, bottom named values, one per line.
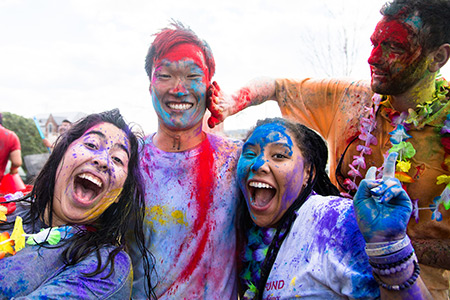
left=207, top=81, right=237, bottom=128
left=353, top=152, right=412, bottom=243
left=206, top=78, right=277, bottom=128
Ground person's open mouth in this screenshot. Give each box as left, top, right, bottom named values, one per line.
left=248, top=180, right=276, bottom=210
left=73, top=173, right=104, bottom=206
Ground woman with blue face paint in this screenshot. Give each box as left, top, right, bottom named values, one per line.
left=237, top=117, right=432, bottom=299
left=0, top=109, right=156, bottom=299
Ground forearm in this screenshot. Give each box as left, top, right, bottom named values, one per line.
left=9, top=150, right=22, bottom=171
left=380, top=275, right=432, bottom=300
left=411, top=238, right=450, bottom=269
left=231, top=77, right=277, bottom=113
left=9, top=150, right=22, bottom=169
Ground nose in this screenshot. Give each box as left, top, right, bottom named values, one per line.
left=251, top=155, right=269, bottom=174
left=368, top=44, right=383, bottom=66
left=169, top=78, right=189, bottom=97
left=93, top=154, right=109, bottom=171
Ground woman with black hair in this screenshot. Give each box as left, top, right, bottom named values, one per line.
left=0, top=109, right=156, bottom=299
left=237, top=117, right=431, bottom=299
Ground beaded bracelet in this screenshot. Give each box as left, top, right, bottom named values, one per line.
left=372, top=260, right=420, bottom=291
left=371, top=253, right=416, bottom=276
left=365, top=235, right=411, bottom=256
left=369, top=251, right=415, bottom=270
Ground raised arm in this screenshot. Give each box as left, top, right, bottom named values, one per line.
left=354, top=152, right=432, bottom=299
left=207, top=77, right=276, bottom=128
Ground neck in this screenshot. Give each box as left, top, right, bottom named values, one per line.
left=153, top=122, right=205, bottom=152
left=44, top=209, right=62, bottom=227
left=389, top=73, right=437, bottom=112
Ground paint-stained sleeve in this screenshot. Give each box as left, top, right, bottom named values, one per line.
left=275, top=78, right=373, bottom=140
left=324, top=198, right=380, bottom=299
left=13, top=249, right=133, bottom=300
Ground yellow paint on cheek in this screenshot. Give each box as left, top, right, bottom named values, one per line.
left=84, top=187, right=123, bottom=220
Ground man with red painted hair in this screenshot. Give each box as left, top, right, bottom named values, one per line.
left=128, top=21, right=242, bottom=299
left=208, top=0, right=450, bottom=298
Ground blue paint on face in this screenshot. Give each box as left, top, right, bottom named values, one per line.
left=151, top=58, right=208, bottom=131
left=237, top=122, right=307, bottom=227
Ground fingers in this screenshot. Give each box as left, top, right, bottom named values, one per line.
left=207, top=116, right=220, bottom=129
left=365, top=166, right=377, bottom=180
left=382, top=152, right=398, bottom=180
left=212, top=81, right=220, bottom=91
left=370, top=177, right=404, bottom=203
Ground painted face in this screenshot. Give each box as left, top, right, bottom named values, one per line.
left=51, top=122, right=130, bottom=226
left=150, top=43, right=209, bottom=131
left=368, top=16, right=429, bottom=95
left=237, top=123, right=309, bottom=228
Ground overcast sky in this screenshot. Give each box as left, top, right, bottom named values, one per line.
left=1, top=0, right=449, bottom=133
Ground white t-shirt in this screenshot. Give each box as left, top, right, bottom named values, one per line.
left=262, top=195, right=379, bottom=299
left=130, top=133, right=242, bottom=300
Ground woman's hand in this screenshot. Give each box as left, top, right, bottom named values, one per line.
left=353, top=152, right=412, bottom=243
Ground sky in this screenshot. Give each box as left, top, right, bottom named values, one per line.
left=1, top=0, right=450, bottom=134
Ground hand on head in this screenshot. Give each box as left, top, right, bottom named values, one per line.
left=353, top=152, right=412, bottom=243
left=207, top=81, right=229, bottom=128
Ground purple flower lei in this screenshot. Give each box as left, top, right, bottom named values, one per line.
left=344, top=78, right=450, bottom=223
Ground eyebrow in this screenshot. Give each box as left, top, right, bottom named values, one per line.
left=85, top=130, right=130, bottom=158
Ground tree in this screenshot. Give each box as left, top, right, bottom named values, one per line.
left=2, top=112, right=47, bottom=163
left=298, top=0, right=382, bottom=78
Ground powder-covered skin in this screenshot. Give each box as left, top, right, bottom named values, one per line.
left=129, top=133, right=242, bottom=299
left=150, top=45, right=209, bottom=132
left=237, top=123, right=307, bottom=228
left=0, top=202, right=132, bottom=299
left=262, top=195, right=380, bottom=299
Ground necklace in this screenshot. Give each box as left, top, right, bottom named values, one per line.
left=344, top=77, right=450, bottom=222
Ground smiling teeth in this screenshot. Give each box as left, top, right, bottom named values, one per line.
left=168, top=103, right=192, bottom=110
left=249, top=182, right=273, bottom=189
left=79, top=173, right=102, bottom=188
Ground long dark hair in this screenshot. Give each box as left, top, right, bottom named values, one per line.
left=1, top=109, right=156, bottom=299
left=237, top=117, right=340, bottom=299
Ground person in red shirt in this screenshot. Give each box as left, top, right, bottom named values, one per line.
left=0, top=113, right=22, bottom=183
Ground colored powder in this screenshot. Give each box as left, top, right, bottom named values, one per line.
left=176, top=137, right=215, bottom=282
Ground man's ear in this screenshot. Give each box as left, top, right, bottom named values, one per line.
left=429, top=43, right=450, bottom=72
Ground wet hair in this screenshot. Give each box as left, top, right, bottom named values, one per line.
left=237, top=117, right=340, bottom=299
left=380, top=0, right=450, bottom=52
left=144, top=20, right=215, bottom=81
left=1, top=109, right=156, bottom=299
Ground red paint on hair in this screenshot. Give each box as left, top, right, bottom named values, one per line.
left=156, top=43, right=209, bottom=81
